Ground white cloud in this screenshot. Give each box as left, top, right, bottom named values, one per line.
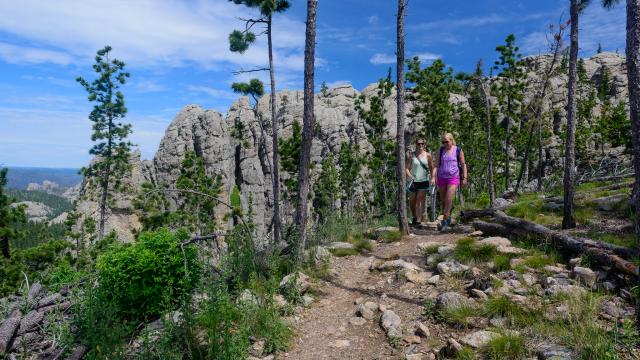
left=520, top=4, right=625, bottom=56
left=186, top=85, right=238, bottom=100
left=412, top=14, right=507, bottom=31
left=368, top=16, right=379, bottom=25
left=370, top=53, right=396, bottom=65
left=415, top=52, right=441, bottom=62
left=326, top=80, right=351, bottom=88
left=0, top=42, right=74, bottom=65
left=0, top=0, right=305, bottom=72
left=133, top=79, right=168, bottom=93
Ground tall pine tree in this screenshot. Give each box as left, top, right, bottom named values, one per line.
left=77, top=46, right=132, bottom=240
left=0, top=168, right=26, bottom=258
left=229, top=0, right=291, bottom=245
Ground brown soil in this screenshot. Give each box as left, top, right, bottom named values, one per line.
left=284, top=231, right=464, bottom=360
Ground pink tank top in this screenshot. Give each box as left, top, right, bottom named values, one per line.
left=437, top=146, right=460, bottom=180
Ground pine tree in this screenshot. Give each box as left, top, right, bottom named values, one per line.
left=229, top=0, right=291, bottom=245
left=76, top=46, right=132, bottom=240
left=293, top=0, right=317, bottom=256
left=492, top=34, right=528, bottom=191
left=0, top=168, right=27, bottom=258
left=597, top=42, right=603, bottom=53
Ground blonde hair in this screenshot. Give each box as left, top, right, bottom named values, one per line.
left=442, top=132, right=456, bottom=146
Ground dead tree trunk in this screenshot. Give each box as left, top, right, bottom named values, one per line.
left=396, top=0, right=409, bottom=234
left=294, top=0, right=317, bottom=258
left=267, top=17, right=282, bottom=245
left=563, top=0, right=579, bottom=230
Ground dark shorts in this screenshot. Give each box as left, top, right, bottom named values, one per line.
left=410, top=181, right=429, bottom=192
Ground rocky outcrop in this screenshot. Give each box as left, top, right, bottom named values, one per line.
left=11, top=201, right=51, bottom=222
left=74, top=53, right=631, bottom=244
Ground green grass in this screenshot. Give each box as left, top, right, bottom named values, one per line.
left=482, top=332, right=526, bottom=359
left=493, top=255, right=511, bottom=272
left=453, top=237, right=497, bottom=264
left=378, top=230, right=402, bottom=243
left=438, top=305, right=477, bottom=328
left=483, top=296, right=523, bottom=318
left=340, top=232, right=373, bottom=252
left=421, top=244, right=440, bottom=255
left=455, top=346, right=476, bottom=360
left=329, top=248, right=359, bottom=257
left=586, top=231, right=636, bottom=248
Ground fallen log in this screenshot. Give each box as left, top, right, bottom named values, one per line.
left=471, top=220, right=526, bottom=238
left=578, top=173, right=634, bottom=184
left=461, top=209, right=639, bottom=277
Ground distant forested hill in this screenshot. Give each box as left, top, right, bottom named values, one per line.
left=5, top=167, right=82, bottom=189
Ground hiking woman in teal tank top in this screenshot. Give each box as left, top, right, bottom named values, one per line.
left=405, top=138, right=436, bottom=226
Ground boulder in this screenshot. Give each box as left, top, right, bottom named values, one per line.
left=279, top=272, right=311, bottom=295
left=404, top=269, right=429, bottom=285
left=591, top=194, right=628, bottom=211
left=436, top=261, right=469, bottom=275
left=479, top=237, right=511, bottom=247
left=436, top=292, right=474, bottom=311
left=380, top=310, right=402, bottom=337
left=326, top=242, right=356, bottom=250
left=373, top=259, right=421, bottom=272
left=537, top=343, right=575, bottom=359
left=572, top=267, right=596, bottom=286
left=459, top=330, right=500, bottom=348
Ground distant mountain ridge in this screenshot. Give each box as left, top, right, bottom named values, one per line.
left=5, top=167, right=82, bottom=189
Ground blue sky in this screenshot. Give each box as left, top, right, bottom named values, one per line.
left=0, top=0, right=626, bottom=168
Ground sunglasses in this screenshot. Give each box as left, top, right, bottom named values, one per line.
left=417, top=142, right=425, bottom=146
left=442, top=140, right=449, bottom=144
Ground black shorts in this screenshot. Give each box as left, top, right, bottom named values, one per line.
left=410, top=181, right=429, bottom=192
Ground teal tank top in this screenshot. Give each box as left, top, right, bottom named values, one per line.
left=411, top=154, right=429, bottom=182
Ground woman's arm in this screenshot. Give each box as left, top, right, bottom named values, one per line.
left=460, top=150, right=468, bottom=186
left=428, top=153, right=437, bottom=183
left=405, top=153, right=414, bottom=180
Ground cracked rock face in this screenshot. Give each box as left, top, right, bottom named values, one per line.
left=74, top=53, right=631, bottom=245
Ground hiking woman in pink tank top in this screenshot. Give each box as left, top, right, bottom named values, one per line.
left=434, top=133, right=468, bottom=231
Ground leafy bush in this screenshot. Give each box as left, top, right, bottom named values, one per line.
left=96, top=228, right=201, bottom=320
left=482, top=332, right=526, bottom=359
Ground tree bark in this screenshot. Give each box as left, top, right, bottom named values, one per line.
left=396, top=0, right=409, bottom=234
left=461, top=209, right=639, bottom=277
left=537, top=119, right=543, bottom=191
left=624, top=0, right=640, bottom=327
left=475, top=64, right=495, bottom=208
left=563, top=0, right=579, bottom=230
left=267, top=17, right=281, bottom=245
left=294, top=0, right=317, bottom=258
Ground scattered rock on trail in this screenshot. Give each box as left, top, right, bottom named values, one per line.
left=372, top=259, right=421, bottom=272
left=436, top=261, right=469, bottom=275
left=478, top=236, right=511, bottom=247
left=349, top=317, right=367, bottom=326
left=545, top=284, right=586, bottom=297
left=380, top=309, right=402, bottom=338
left=459, top=330, right=500, bottom=348
left=279, top=272, right=311, bottom=295
left=415, top=322, right=430, bottom=337
left=572, top=266, right=597, bottom=286
left=356, top=302, right=378, bottom=320
left=403, top=269, right=429, bottom=285
left=326, top=242, right=356, bottom=250
left=600, top=297, right=636, bottom=320
left=537, top=343, right=575, bottom=359
left=436, top=292, right=475, bottom=311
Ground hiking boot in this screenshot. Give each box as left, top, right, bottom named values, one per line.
left=411, top=218, right=419, bottom=226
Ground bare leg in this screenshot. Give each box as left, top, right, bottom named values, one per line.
left=443, top=185, right=459, bottom=218
left=438, top=185, right=447, bottom=220
left=416, top=190, right=427, bottom=222
left=409, top=192, right=417, bottom=220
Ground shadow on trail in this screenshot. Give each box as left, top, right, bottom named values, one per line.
left=324, top=277, right=424, bottom=307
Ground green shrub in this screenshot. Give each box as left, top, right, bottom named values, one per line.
left=379, top=230, right=402, bottom=243
left=482, top=332, right=526, bottom=359
left=455, top=346, right=476, bottom=360
left=454, top=237, right=497, bottom=263
left=46, top=260, right=86, bottom=292
left=493, top=255, right=511, bottom=272
left=96, top=228, right=201, bottom=320
left=0, top=239, right=70, bottom=296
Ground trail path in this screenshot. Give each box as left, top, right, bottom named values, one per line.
left=285, top=230, right=463, bottom=360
